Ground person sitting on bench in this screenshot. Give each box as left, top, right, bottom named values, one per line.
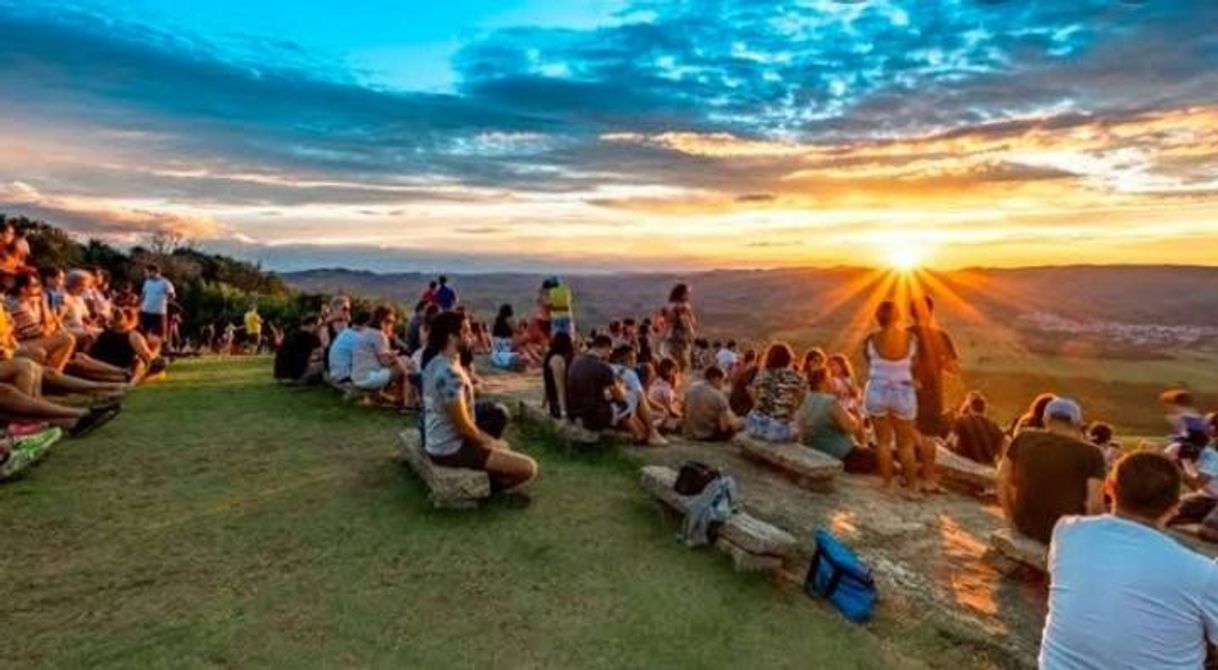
left=351, top=305, right=410, bottom=406
left=273, top=314, right=324, bottom=385
left=1040, top=451, right=1218, bottom=670
left=797, top=366, right=876, bottom=472
left=681, top=365, right=741, bottom=442
left=948, top=391, right=1007, bottom=465
left=565, top=334, right=626, bottom=432
left=420, top=311, right=537, bottom=492
left=744, top=342, right=805, bottom=443
left=997, top=396, right=1106, bottom=544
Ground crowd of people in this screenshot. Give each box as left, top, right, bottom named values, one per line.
left=269, top=272, right=1218, bottom=668
left=0, top=221, right=178, bottom=477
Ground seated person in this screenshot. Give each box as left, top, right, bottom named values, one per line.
left=1166, top=438, right=1218, bottom=542
left=728, top=350, right=758, bottom=417
left=541, top=332, right=574, bottom=419
left=7, top=270, right=76, bottom=370
left=273, top=315, right=324, bottom=385
left=797, top=367, right=876, bottom=472
left=326, top=311, right=367, bottom=384
left=1086, top=421, right=1122, bottom=469
left=489, top=304, right=526, bottom=371
left=609, top=345, right=665, bottom=446
left=744, top=342, right=805, bottom=442
left=1040, top=452, right=1218, bottom=670
left=948, top=391, right=1007, bottom=465
left=997, top=397, right=1106, bottom=544
left=646, top=357, right=682, bottom=432
left=1160, top=388, right=1210, bottom=461
left=350, top=306, right=411, bottom=406
left=681, top=365, right=742, bottom=442
left=61, top=270, right=101, bottom=347
left=89, top=308, right=165, bottom=384
left=564, top=334, right=626, bottom=431
left=421, top=311, right=537, bottom=492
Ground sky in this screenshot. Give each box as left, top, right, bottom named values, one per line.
left=0, top=0, right=1216, bottom=273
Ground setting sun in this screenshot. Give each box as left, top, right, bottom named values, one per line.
left=885, top=246, right=928, bottom=271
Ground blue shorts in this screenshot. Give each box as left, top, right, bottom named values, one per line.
left=863, top=380, right=917, bottom=421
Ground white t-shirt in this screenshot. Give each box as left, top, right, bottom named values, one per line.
left=1041, top=515, right=1218, bottom=670
left=327, top=327, right=361, bottom=381
left=612, top=364, right=643, bottom=416
left=715, top=348, right=738, bottom=373
left=351, top=328, right=390, bottom=383
left=61, top=293, right=92, bottom=332
left=140, top=277, right=175, bottom=315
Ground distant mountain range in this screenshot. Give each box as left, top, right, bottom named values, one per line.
left=283, top=265, right=1218, bottom=355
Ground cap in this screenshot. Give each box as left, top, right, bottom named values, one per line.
left=1044, top=397, right=1084, bottom=426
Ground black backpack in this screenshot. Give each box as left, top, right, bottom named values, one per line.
left=674, top=461, right=720, bottom=496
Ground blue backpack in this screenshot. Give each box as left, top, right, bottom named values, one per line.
left=804, top=528, right=877, bottom=623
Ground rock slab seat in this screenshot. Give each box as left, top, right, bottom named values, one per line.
left=518, top=399, right=610, bottom=446
left=639, top=465, right=797, bottom=562
left=733, top=434, right=842, bottom=487
left=398, top=430, right=491, bottom=509
left=988, top=528, right=1048, bottom=573
left=936, top=445, right=997, bottom=492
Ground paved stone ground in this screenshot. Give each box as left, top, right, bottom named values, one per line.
left=477, top=363, right=1218, bottom=666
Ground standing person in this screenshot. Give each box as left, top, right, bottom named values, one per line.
left=997, top=397, right=1106, bottom=544
left=662, top=283, right=697, bottom=372
left=907, top=296, right=956, bottom=492
left=405, top=300, right=429, bottom=355
left=433, top=275, right=457, bottom=312
left=744, top=342, right=805, bottom=443
left=548, top=277, right=575, bottom=336
left=421, top=311, right=538, bottom=493
left=542, top=331, right=575, bottom=419
left=421, top=280, right=438, bottom=306
left=138, top=263, right=175, bottom=341
left=862, top=300, right=921, bottom=494
left=243, top=302, right=263, bottom=353
left=1040, top=452, right=1218, bottom=670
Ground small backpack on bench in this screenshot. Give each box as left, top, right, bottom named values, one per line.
left=804, top=527, right=877, bottom=623
left=674, top=461, right=720, bottom=496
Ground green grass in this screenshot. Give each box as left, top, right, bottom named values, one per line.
left=1, top=357, right=916, bottom=669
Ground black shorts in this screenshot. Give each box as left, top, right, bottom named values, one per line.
left=428, top=439, right=492, bottom=470
left=915, top=389, right=950, bottom=437
left=139, top=312, right=167, bottom=339
left=574, top=404, right=614, bottom=432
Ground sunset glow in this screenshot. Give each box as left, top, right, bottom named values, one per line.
left=0, top=2, right=1215, bottom=272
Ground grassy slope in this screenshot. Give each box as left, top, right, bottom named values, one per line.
left=2, top=357, right=918, bottom=669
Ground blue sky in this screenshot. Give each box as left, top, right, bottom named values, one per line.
left=0, top=0, right=1216, bottom=272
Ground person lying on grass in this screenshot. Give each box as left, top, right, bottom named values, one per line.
left=421, top=310, right=537, bottom=493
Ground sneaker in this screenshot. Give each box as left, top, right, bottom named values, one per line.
left=69, top=406, right=122, bottom=438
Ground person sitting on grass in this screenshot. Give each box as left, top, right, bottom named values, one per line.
left=60, top=270, right=101, bottom=347
left=746, top=342, right=806, bottom=443
left=825, top=353, right=861, bottom=414
left=7, top=270, right=76, bottom=371
left=798, top=367, right=876, bottom=473
left=681, top=365, right=742, bottom=442
left=609, top=345, right=666, bottom=446
left=489, top=304, right=527, bottom=372
left=948, top=391, right=1007, bottom=465
left=799, top=347, right=826, bottom=376
left=421, top=310, right=537, bottom=494
left=565, top=334, right=627, bottom=432
left=351, top=305, right=411, bottom=408
left=714, top=340, right=739, bottom=377
left=326, top=311, right=366, bottom=385
left=273, top=315, right=324, bottom=385
left=89, top=308, right=165, bottom=384
left=1165, top=429, right=1218, bottom=543
left=1160, top=387, right=1209, bottom=458
left=647, top=357, right=682, bottom=432
left=997, top=397, right=1106, bottom=544
left=1040, top=452, right=1218, bottom=670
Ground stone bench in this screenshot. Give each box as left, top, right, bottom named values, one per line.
left=987, top=528, right=1048, bottom=575
left=517, top=400, right=624, bottom=448
left=397, top=430, right=491, bottom=509
left=935, top=445, right=997, bottom=496
left=639, top=465, right=798, bottom=573
left=732, top=434, right=841, bottom=492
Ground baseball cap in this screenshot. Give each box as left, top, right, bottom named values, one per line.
left=1044, top=397, right=1084, bottom=426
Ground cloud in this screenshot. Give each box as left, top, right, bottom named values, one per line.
left=0, top=181, right=225, bottom=241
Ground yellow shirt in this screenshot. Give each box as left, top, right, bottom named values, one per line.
left=549, top=284, right=572, bottom=315
left=0, top=305, right=17, bottom=360
left=244, top=310, right=263, bottom=335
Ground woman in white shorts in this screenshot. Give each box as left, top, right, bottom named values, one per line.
left=862, top=300, right=921, bottom=493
